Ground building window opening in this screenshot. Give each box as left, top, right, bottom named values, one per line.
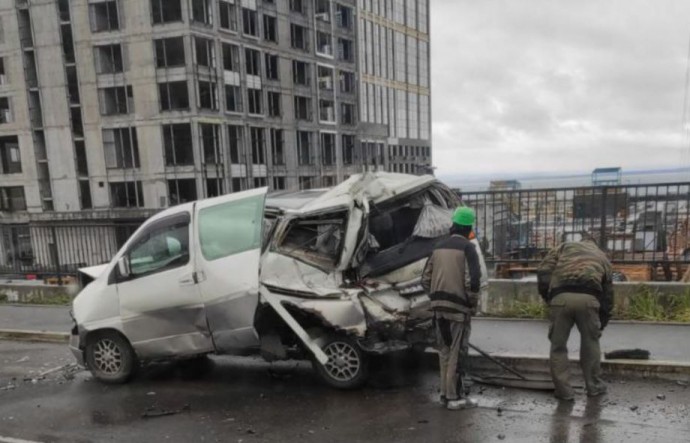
left=267, top=91, right=281, bottom=117
left=94, top=44, right=124, bottom=74
left=247, top=88, right=262, bottom=114
left=0, top=187, right=26, bottom=211
left=219, top=0, right=237, bottom=31
left=225, top=85, right=242, bottom=112
left=200, top=123, right=220, bottom=164
left=163, top=123, right=194, bottom=165
left=319, top=99, right=335, bottom=122
left=245, top=48, right=261, bottom=76
left=316, top=31, right=333, bottom=56
left=194, top=37, right=216, bottom=68
left=98, top=86, right=133, bottom=115
left=0, top=97, right=12, bottom=124
left=272, top=176, right=285, bottom=190
left=110, top=181, right=143, bottom=208
left=318, top=65, right=334, bottom=91
left=206, top=178, right=223, bottom=197
left=294, top=96, right=312, bottom=121
left=191, top=0, right=213, bottom=25
left=198, top=81, right=218, bottom=110
left=241, top=8, right=258, bottom=36
left=151, top=0, right=182, bottom=24
left=155, top=37, right=185, bottom=68
left=222, top=43, right=240, bottom=71
left=159, top=81, right=190, bottom=110
left=103, top=127, right=140, bottom=169
left=321, top=132, right=335, bottom=166
left=265, top=54, right=279, bottom=80
left=228, top=125, right=243, bottom=163
left=336, top=4, right=353, bottom=29
left=293, top=60, right=311, bottom=86
left=250, top=127, right=265, bottom=164
left=0, top=136, right=21, bottom=174
left=271, top=128, right=284, bottom=165
left=291, top=24, right=309, bottom=51
left=297, top=131, right=313, bottom=165
left=168, top=179, right=197, bottom=205
left=263, top=15, right=277, bottom=42
left=342, top=134, right=355, bottom=165
left=89, top=1, right=120, bottom=32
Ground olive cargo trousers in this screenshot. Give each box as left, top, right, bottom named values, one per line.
left=436, top=313, right=471, bottom=401
left=548, top=292, right=607, bottom=398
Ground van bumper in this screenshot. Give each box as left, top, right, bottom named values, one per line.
left=69, top=332, right=85, bottom=366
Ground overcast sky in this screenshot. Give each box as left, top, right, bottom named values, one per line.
left=431, top=0, right=690, bottom=180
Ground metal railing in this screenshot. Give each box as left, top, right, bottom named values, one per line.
left=0, top=222, right=142, bottom=279
left=459, top=182, right=690, bottom=268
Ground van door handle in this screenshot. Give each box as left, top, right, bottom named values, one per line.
left=178, top=275, right=196, bottom=286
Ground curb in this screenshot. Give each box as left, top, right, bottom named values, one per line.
left=0, top=329, right=69, bottom=343
left=474, top=317, right=690, bottom=326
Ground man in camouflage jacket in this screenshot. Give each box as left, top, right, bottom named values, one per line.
left=537, top=238, right=613, bottom=400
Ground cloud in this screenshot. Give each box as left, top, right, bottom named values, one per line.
left=431, top=0, right=690, bottom=178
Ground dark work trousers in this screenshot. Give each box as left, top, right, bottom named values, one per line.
left=548, top=292, right=607, bottom=398
left=435, top=312, right=471, bottom=401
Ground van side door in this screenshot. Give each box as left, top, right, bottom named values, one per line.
left=116, top=210, right=213, bottom=358
left=194, top=188, right=267, bottom=353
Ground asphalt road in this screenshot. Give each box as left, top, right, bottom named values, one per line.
left=0, top=340, right=689, bottom=443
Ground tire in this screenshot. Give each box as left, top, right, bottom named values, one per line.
left=312, top=335, right=369, bottom=389
left=84, top=331, right=137, bottom=384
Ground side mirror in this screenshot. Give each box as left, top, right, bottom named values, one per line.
left=117, top=256, right=131, bottom=278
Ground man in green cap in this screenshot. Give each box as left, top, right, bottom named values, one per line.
left=422, top=206, right=481, bottom=410
left=537, top=238, right=613, bottom=401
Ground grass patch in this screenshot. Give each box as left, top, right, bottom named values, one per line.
left=0, top=292, right=72, bottom=305
left=670, top=290, right=690, bottom=322
left=498, top=300, right=548, bottom=319
left=624, top=286, right=666, bottom=321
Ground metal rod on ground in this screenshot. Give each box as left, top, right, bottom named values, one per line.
left=469, top=343, right=528, bottom=380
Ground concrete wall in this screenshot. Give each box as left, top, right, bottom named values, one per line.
left=483, top=279, right=690, bottom=316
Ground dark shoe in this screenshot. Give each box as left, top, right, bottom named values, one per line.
left=587, top=387, right=608, bottom=397
left=555, top=393, right=575, bottom=401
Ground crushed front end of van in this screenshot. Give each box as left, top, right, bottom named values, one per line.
left=258, top=172, right=487, bottom=388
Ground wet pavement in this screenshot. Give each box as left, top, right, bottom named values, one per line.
left=1, top=340, right=689, bottom=443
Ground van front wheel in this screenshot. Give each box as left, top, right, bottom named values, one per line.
left=85, top=331, right=137, bottom=384
left=313, top=335, right=368, bottom=389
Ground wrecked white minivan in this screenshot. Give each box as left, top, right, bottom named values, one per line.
left=70, top=173, right=487, bottom=389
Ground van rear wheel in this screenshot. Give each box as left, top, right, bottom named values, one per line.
left=313, top=335, right=368, bottom=389
left=85, top=331, right=137, bottom=384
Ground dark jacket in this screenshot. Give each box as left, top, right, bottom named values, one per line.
left=421, top=234, right=481, bottom=316
left=537, top=240, right=614, bottom=328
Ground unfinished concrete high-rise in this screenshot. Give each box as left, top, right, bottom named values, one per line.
left=0, top=0, right=430, bottom=261
left=0, top=0, right=431, bottom=218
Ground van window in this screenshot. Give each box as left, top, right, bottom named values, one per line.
left=128, top=219, right=190, bottom=277
left=198, top=194, right=264, bottom=260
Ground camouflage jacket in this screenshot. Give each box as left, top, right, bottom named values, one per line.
left=537, top=240, right=614, bottom=327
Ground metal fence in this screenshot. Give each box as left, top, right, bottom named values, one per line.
left=0, top=222, right=142, bottom=278
left=459, top=182, right=690, bottom=267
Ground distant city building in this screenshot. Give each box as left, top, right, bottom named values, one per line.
left=489, top=180, right=521, bottom=191
left=591, top=167, right=622, bottom=186
left=0, top=0, right=431, bottom=222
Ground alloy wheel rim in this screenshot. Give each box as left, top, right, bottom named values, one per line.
left=93, top=339, right=123, bottom=374
left=323, top=341, right=360, bottom=382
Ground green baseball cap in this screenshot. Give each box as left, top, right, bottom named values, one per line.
left=452, top=207, right=475, bottom=226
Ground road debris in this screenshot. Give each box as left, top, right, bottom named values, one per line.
left=630, top=405, right=639, bottom=411
left=141, top=404, right=191, bottom=419
left=498, top=434, right=506, bottom=440
left=675, top=380, right=688, bottom=387
left=0, top=383, right=16, bottom=391
left=656, top=394, right=666, bottom=401
left=604, top=349, right=650, bottom=360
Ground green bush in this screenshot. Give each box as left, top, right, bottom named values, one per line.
left=625, top=286, right=667, bottom=321
left=670, top=290, right=690, bottom=322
